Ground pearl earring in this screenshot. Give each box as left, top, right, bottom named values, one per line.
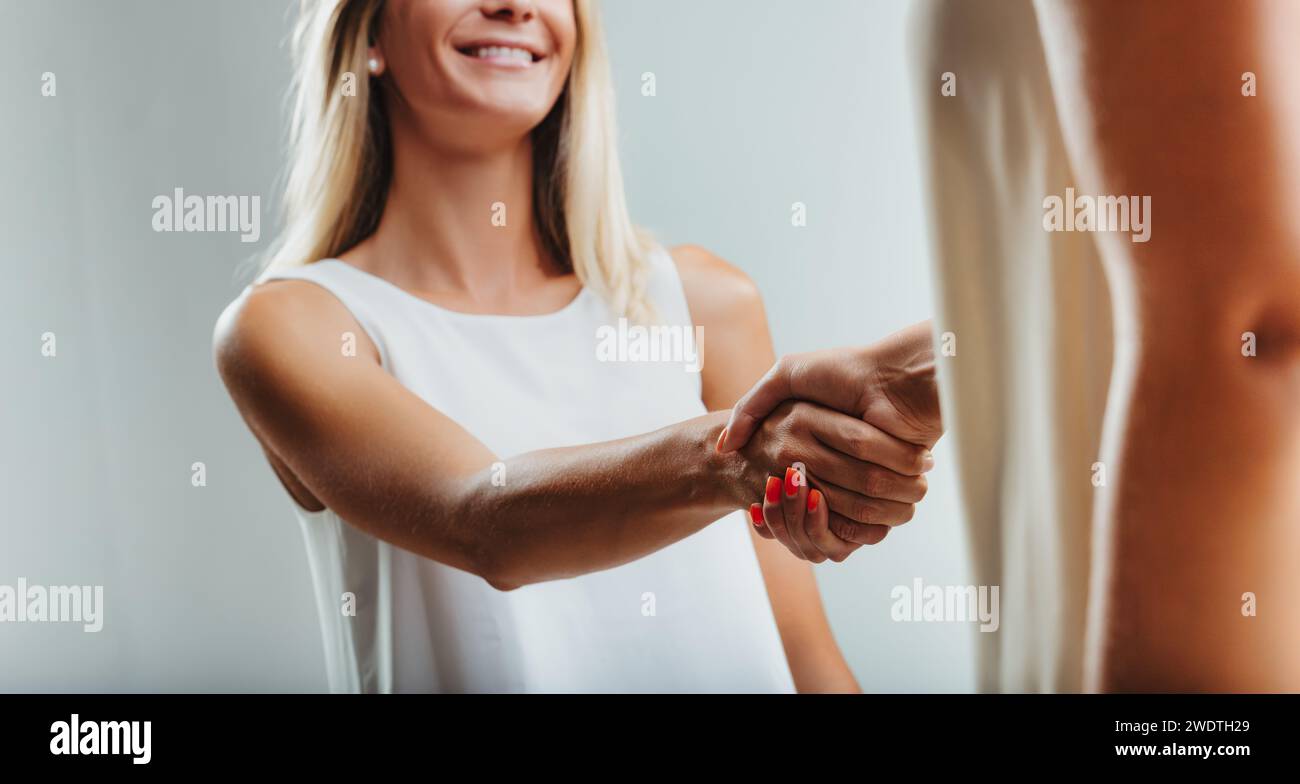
left=367, top=57, right=380, bottom=75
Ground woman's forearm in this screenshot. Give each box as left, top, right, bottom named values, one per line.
left=445, top=412, right=742, bottom=590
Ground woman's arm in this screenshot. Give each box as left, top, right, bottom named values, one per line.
left=675, top=244, right=861, bottom=693
left=1035, top=0, right=1300, bottom=690
left=213, top=276, right=927, bottom=593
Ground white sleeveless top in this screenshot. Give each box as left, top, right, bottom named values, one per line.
left=258, top=248, right=795, bottom=693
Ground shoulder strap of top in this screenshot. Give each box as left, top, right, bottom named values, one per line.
left=256, top=260, right=393, bottom=370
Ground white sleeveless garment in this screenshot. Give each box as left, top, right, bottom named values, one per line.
left=910, top=0, right=1114, bottom=692
left=257, top=247, right=795, bottom=693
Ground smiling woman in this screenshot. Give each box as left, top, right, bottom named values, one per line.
left=266, top=0, right=655, bottom=322
left=212, top=0, right=928, bottom=694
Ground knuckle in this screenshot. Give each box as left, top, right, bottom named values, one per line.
left=829, top=517, right=857, bottom=542
left=910, top=447, right=929, bottom=474
left=863, top=469, right=888, bottom=499
left=848, top=432, right=872, bottom=459
left=849, top=497, right=877, bottom=524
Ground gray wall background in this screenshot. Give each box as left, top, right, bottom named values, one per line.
left=0, top=0, right=975, bottom=692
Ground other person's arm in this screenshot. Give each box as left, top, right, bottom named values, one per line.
left=1035, top=0, right=1300, bottom=690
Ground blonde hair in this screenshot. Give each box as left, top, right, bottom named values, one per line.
left=265, top=0, right=654, bottom=322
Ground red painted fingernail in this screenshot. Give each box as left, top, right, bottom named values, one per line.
left=765, top=476, right=781, bottom=504
left=749, top=503, right=764, bottom=527
left=784, top=467, right=800, bottom=497
left=807, top=489, right=821, bottom=513
left=715, top=427, right=728, bottom=453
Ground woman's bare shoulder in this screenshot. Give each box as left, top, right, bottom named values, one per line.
left=668, top=244, right=766, bottom=330
left=213, top=277, right=378, bottom=397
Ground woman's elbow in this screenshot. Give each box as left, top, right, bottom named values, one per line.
left=472, top=543, right=564, bottom=592
left=479, top=560, right=526, bottom=592
left=453, top=531, right=527, bottom=592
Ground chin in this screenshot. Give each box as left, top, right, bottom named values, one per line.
left=475, top=91, right=553, bottom=120
left=439, top=103, right=551, bottom=152
left=456, top=88, right=556, bottom=129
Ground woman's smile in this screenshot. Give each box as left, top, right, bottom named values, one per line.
left=455, top=38, right=545, bottom=69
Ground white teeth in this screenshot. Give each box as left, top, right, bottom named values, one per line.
left=471, top=46, right=534, bottom=63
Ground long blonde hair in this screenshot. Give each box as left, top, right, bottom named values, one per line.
left=265, top=0, right=654, bottom=321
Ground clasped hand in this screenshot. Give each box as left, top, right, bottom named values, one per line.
left=718, top=324, right=943, bottom=564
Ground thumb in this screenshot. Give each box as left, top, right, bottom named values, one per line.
left=717, top=361, right=794, bottom=452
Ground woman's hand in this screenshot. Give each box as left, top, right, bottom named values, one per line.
left=747, top=466, right=883, bottom=564
left=728, top=400, right=931, bottom=562
left=713, top=321, right=943, bottom=562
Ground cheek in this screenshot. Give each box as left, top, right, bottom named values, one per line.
left=550, top=39, right=576, bottom=95
left=382, top=3, right=455, bottom=82
left=545, top=1, right=579, bottom=67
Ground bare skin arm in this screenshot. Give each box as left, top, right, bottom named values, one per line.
left=676, top=245, right=862, bottom=693
left=1035, top=0, right=1300, bottom=691
left=213, top=271, right=930, bottom=593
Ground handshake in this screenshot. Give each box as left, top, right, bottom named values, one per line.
left=715, top=321, right=944, bottom=564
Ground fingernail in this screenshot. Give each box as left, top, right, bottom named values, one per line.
left=784, top=467, right=800, bottom=497
left=715, top=427, right=728, bottom=453
left=920, top=450, right=935, bottom=473
left=807, top=489, right=821, bottom=513
left=749, top=503, right=764, bottom=527
left=765, top=476, right=781, bottom=504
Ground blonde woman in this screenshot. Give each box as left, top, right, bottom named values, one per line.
left=214, top=0, right=933, bottom=693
